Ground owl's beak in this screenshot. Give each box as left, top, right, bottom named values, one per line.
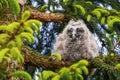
left=72, top=31, right=77, bottom=39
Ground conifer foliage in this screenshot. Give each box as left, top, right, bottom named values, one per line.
left=0, top=1, right=42, bottom=79
left=0, top=0, right=120, bottom=80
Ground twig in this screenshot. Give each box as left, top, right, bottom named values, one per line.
left=112, top=39, right=120, bottom=51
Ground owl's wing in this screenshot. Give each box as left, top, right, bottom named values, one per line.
left=53, top=33, right=65, bottom=53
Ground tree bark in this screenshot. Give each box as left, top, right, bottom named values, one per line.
left=21, top=46, right=72, bottom=70
left=21, top=45, right=120, bottom=72
left=29, top=9, right=65, bottom=23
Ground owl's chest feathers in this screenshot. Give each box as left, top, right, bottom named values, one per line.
left=65, top=39, right=86, bottom=53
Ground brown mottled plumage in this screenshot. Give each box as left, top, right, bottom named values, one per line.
left=53, top=20, right=99, bottom=62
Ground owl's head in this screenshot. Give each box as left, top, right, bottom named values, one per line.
left=65, top=19, right=88, bottom=40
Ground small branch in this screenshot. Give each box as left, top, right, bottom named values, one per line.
left=112, top=39, right=120, bottom=51
left=29, top=9, right=65, bottom=23
left=90, top=58, right=116, bottom=72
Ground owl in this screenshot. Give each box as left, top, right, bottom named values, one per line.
left=53, top=19, right=99, bottom=62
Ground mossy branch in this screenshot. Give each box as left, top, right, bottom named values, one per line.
left=21, top=46, right=72, bottom=70
left=21, top=45, right=120, bottom=73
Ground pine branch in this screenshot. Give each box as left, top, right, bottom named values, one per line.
left=90, top=58, right=115, bottom=73
left=0, top=7, right=65, bottom=25
left=29, top=9, right=65, bottom=23
left=21, top=45, right=120, bottom=73
left=21, top=46, right=72, bottom=70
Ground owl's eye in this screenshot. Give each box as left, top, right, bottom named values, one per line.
left=67, top=28, right=73, bottom=33
left=76, top=28, right=84, bottom=33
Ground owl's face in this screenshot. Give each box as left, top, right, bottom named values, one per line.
left=66, top=26, right=85, bottom=40
left=65, top=19, right=88, bottom=40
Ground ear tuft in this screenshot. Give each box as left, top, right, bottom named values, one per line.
left=68, top=19, right=75, bottom=24
left=77, top=19, right=84, bottom=24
